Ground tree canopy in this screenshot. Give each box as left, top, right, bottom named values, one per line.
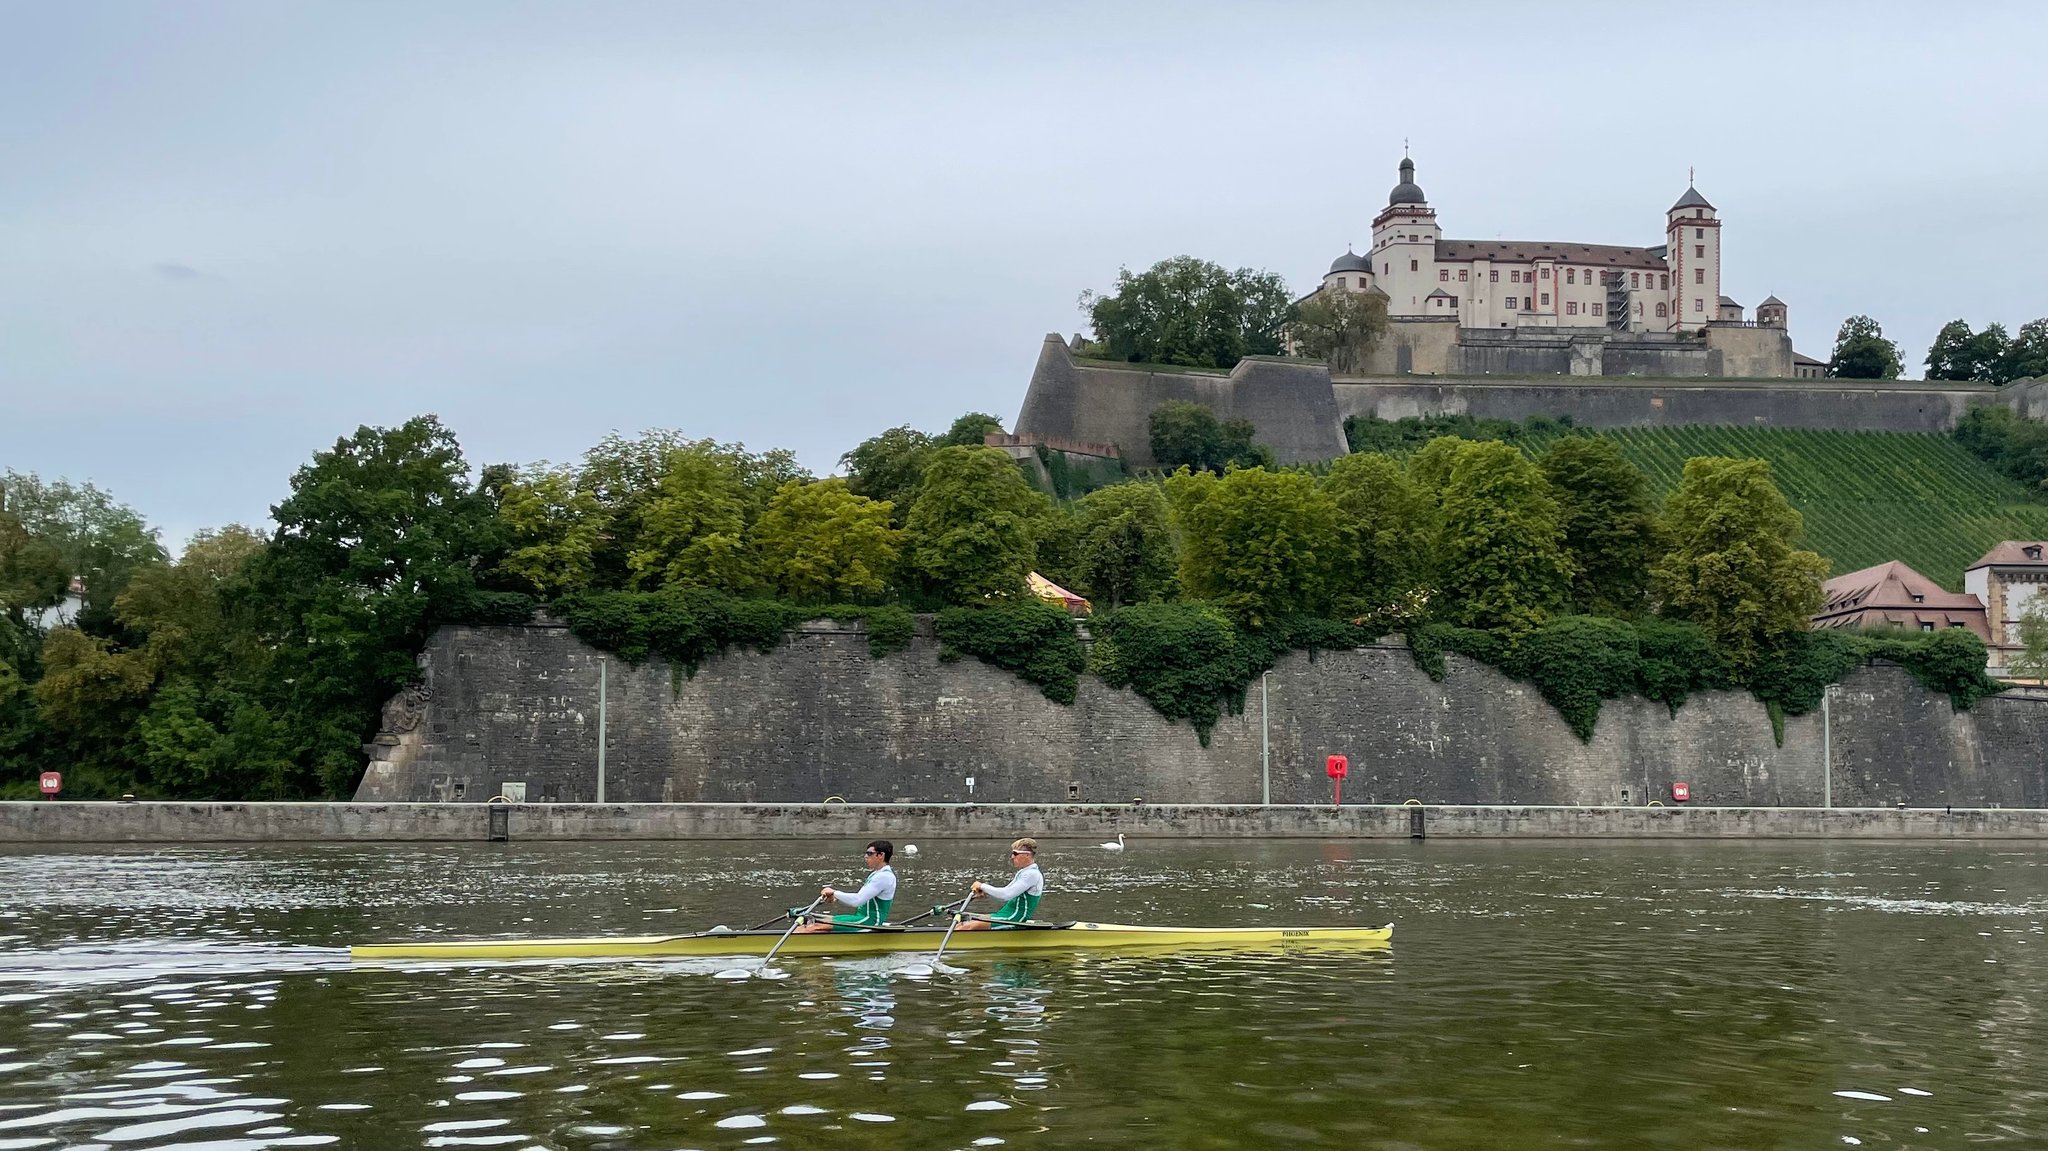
left=1165, top=466, right=1339, bottom=626
left=1148, top=401, right=1270, bottom=474
left=1539, top=437, right=1659, bottom=616
left=1288, top=287, right=1389, bottom=375
left=903, top=446, right=1050, bottom=604
left=1650, top=457, right=1828, bottom=673
left=1827, top=315, right=1904, bottom=380
left=1080, top=256, right=1294, bottom=370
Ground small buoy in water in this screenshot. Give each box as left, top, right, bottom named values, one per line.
left=903, top=844, right=919, bottom=857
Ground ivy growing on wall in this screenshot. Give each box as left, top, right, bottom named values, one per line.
left=934, top=601, right=1088, bottom=705
left=559, top=589, right=914, bottom=674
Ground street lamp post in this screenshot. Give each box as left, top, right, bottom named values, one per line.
left=596, top=656, right=608, bottom=804
left=1820, top=683, right=1838, bottom=809
left=1260, top=671, right=1271, bottom=806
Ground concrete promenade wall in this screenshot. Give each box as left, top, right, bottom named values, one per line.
left=6, top=801, right=2048, bottom=843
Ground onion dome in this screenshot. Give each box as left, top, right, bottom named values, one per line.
left=1388, top=157, right=1426, bottom=206
left=1328, top=248, right=1373, bottom=274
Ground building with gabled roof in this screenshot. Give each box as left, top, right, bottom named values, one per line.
left=1813, top=561, right=1988, bottom=640
left=1965, top=542, right=2048, bottom=675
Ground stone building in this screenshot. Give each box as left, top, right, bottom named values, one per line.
left=1813, top=560, right=1989, bottom=640
left=1315, top=157, right=1817, bottom=377
left=1965, top=542, right=2048, bottom=676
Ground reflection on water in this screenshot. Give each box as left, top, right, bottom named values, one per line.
left=0, top=839, right=2045, bottom=1148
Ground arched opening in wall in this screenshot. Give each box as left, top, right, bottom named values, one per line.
left=1656, top=303, right=1668, bottom=318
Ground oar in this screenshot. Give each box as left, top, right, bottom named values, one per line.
left=903, top=893, right=975, bottom=977
left=716, top=896, right=820, bottom=981
left=898, top=895, right=973, bottom=928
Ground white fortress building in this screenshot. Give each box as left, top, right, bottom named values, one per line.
left=1316, top=157, right=1818, bottom=378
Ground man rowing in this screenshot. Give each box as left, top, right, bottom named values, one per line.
left=793, top=839, right=897, bottom=933
left=956, top=837, right=1043, bottom=930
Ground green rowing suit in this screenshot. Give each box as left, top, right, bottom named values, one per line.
left=826, top=865, right=895, bottom=932
left=983, top=863, right=1044, bottom=929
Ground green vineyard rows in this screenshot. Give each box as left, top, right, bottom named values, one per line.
left=1520, top=427, right=2048, bottom=589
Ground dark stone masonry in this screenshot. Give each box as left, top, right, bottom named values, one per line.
left=355, top=619, right=2048, bottom=810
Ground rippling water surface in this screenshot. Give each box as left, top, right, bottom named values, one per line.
left=2, top=838, right=2045, bottom=1149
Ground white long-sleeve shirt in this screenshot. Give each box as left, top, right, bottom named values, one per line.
left=833, top=865, right=897, bottom=910
left=979, top=863, right=1043, bottom=904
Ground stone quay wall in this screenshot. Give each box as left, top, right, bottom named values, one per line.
left=6, top=801, right=2047, bottom=844
left=329, top=619, right=2048, bottom=813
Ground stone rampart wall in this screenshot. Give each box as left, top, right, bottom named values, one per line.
left=347, top=620, right=2048, bottom=812
left=1333, top=376, right=1994, bottom=433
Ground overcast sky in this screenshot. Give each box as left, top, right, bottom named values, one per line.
left=4, top=1, right=2046, bottom=549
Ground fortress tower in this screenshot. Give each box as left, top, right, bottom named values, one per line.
left=1666, top=184, right=1720, bottom=331
left=1370, top=157, right=1440, bottom=315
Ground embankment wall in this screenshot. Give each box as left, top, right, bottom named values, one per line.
left=6, top=801, right=2048, bottom=843
left=329, top=619, right=2048, bottom=811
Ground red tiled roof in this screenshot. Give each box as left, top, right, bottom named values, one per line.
left=1434, top=239, right=1668, bottom=269
left=1813, top=560, right=1990, bottom=640
left=1967, top=541, right=2048, bottom=569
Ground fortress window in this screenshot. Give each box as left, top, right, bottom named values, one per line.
left=1631, top=272, right=1641, bottom=288
left=1506, top=296, right=1518, bottom=309
left=1540, top=267, right=1550, bottom=279
left=1695, top=298, right=1704, bottom=312
left=1567, top=301, right=1579, bottom=315
left=1695, top=268, right=1705, bottom=284
left=1635, top=302, right=1643, bottom=316
left=1440, top=269, right=1449, bottom=281
left=1410, top=259, right=1418, bottom=272
left=1336, top=277, right=1346, bottom=289
left=1540, top=293, right=1550, bottom=306
left=1695, top=209, right=1704, bottom=218
left=1510, top=270, right=1520, bottom=283
left=1657, top=302, right=1668, bottom=317
left=1592, top=303, right=1604, bottom=316
left=1459, top=269, right=1468, bottom=281
left=1660, top=274, right=1669, bottom=289
left=1696, top=228, right=1704, bottom=238
left=1490, top=270, right=1498, bottom=282
left=1566, top=269, right=1576, bottom=284
left=1695, top=244, right=1704, bottom=258
left=1448, top=297, right=1457, bottom=308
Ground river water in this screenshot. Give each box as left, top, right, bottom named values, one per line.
left=1, top=838, right=2044, bottom=1149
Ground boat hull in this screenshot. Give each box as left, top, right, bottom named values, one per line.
left=350, top=922, right=1392, bottom=962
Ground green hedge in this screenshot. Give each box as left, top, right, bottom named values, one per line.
left=559, top=589, right=914, bottom=673
left=1409, top=617, right=1999, bottom=742
left=935, top=601, right=1088, bottom=704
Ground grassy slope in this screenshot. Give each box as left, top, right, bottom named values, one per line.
left=1523, top=427, right=2048, bottom=589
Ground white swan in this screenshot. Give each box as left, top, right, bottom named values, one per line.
left=902, top=844, right=919, bottom=857
left=1098, top=833, right=1125, bottom=852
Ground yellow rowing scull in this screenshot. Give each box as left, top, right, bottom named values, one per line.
left=350, top=922, right=1393, bottom=962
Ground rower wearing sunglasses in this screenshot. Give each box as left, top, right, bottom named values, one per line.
left=793, top=839, right=897, bottom=933
left=956, top=838, right=1043, bottom=930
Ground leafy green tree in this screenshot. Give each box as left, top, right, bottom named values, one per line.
left=1999, top=318, right=2048, bottom=382
left=1538, top=437, right=1660, bottom=616
left=1, top=502, right=67, bottom=659
left=904, top=447, right=1050, bottom=604
left=1318, top=452, right=1437, bottom=620
left=1068, top=483, right=1179, bottom=610
left=1925, top=319, right=2012, bottom=382
left=1406, top=434, right=1474, bottom=495
left=1437, top=441, right=1574, bottom=633
left=1288, top=287, right=1389, bottom=374
left=755, top=478, right=903, bottom=602
left=2012, top=597, right=2048, bottom=683
left=938, top=412, right=1006, bottom=448
left=840, top=425, right=936, bottom=523
left=241, top=415, right=502, bottom=797
left=32, top=625, right=154, bottom=790
left=580, top=432, right=804, bottom=588
left=1650, top=457, right=1828, bottom=673
left=1148, top=401, right=1269, bottom=474
left=1826, top=314, right=1903, bottom=380
left=487, top=463, right=604, bottom=598
left=1080, top=256, right=1294, bottom=369
left=1165, top=466, right=1340, bottom=626
left=0, top=471, right=166, bottom=632
left=1953, top=405, right=2048, bottom=491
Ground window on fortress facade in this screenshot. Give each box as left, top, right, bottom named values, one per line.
left=1635, top=302, right=1643, bottom=316
left=1660, top=274, right=1669, bottom=289
left=1511, top=270, right=1521, bottom=283
left=1540, top=293, right=1550, bottom=306
left=1592, top=303, right=1604, bottom=316
left=1696, top=268, right=1705, bottom=284
left=1695, top=209, right=1704, bottom=218
left=1631, top=272, right=1641, bottom=288
left=1490, top=270, right=1498, bottom=282
left=1566, top=269, right=1576, bottom=284
left=1567, top=301, right=1579, bottom=315
left=1657, top=302, right=1668, bottom=317
left=1695, top=244, right=1704, bottom=258
left=1506, top=296, right=1518, bottom=310
left=1449, top=297, right=1457, bottom=308
left=1336, top=277, right=1346, bottom=289
left=1540, top=267, right=1550, bottom=279
left=1459, top=269, right=1468, bottom=281
left=1410, top=259, right=1418, bottom=272
left=1696, top=228, right=1703, bottom=238
left=1695, top=298, right=1704, bottom=312
left=1440, top=269, right=1449, bottom=281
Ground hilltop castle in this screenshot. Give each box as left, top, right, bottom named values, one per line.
left=1314, top=157, right=1821, bottom=378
